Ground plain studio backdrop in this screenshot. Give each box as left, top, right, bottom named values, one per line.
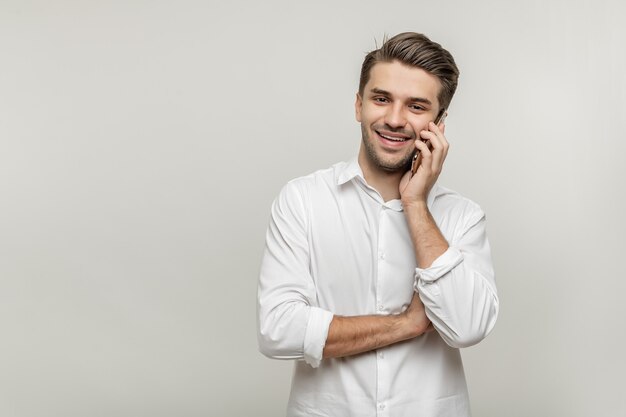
left=1, top=0, right=625, bottom=416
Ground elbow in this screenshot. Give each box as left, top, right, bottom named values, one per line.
left=444, top=327, right=491, bottom=348
left=257, top=327, right=298, bottom=360
left=257, top=301, right=307, bottom=360
left=438, top=299, right=499, bottom=349
left=257, top=326, right=277, bottom=359
left=258, top=338, right=283, bottom=360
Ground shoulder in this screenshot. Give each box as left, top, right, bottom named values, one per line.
left=273, top=161, right=346, bottom=211
left=279, top=161, right=347, bottom=198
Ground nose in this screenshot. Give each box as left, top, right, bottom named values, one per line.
left=384, top=103, right=407, bottom=128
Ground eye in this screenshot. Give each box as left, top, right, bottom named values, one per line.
left=372, top=96, right=389, bottom=103
left=409, top=104, right=426, bottom=112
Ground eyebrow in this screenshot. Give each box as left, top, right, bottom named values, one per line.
left=369, top=88, right=433, bottom=106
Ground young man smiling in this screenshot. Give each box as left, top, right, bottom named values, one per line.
left=258, top=32, right=499, bottom=417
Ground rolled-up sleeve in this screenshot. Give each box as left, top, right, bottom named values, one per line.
left=414, top=209, right=499, bottom=348
left=257, top=181, right=334, bottom=368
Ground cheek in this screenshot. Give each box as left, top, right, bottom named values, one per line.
left=410, top=118, right=430, bottom=133
left=361, top=106, right=384, bottom=124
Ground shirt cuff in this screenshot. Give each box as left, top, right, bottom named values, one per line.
left=303, top=306, right=334, bottom=368
left=414, top=247, right=464, bottom=284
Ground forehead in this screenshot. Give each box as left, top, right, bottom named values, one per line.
left=366, top=61, right=441, bottom=106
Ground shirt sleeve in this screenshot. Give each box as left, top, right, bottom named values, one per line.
left=257, top=181, right=334, bottom=368
left=414, top=208, right=499, bottom=348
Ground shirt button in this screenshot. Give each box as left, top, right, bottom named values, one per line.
left=378, top=351, right=384, bottom=359
left=379, top=252, right=386, bottom=260
left=378, top=402, right=386, bottom=410
left=377, top=304, right=384, bottom=312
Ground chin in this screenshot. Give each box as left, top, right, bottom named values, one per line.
left=380, top=150, right=414, bottom=171
left=362, top=132, right=412, bottom=173
left=374, top=155, right=412, bottom=173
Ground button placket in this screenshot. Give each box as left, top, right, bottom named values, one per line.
left=376, top=208, right=388, bottom=316
left=376, top=208, right=392, bottom=417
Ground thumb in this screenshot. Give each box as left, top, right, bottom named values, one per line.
left=399, top=170, right=412, bottom=194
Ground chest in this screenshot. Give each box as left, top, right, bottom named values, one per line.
left=306, top=185, right=417, bottom=315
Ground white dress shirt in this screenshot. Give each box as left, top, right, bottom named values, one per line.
left=258, top=158, right=499, bottom=417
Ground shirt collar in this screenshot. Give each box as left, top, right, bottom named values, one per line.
left=337, top=157, right=363, bottom=186
left=336, top=156, right=441, bottom=210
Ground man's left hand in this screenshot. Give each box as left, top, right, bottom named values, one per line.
left=400, top=121, right=449, bottom=204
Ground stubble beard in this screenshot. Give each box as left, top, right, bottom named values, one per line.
left=361, top=125, right=414, bottom=173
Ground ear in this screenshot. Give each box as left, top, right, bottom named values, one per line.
left=355, top=92, right=363, bottom=122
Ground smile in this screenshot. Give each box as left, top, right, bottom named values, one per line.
left=376, top=130, right=412, bottom=142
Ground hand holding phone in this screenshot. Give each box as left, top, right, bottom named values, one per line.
left=410, top=109, right=446, bottom=178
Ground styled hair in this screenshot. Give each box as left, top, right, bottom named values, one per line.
left=359, top=32, right=460, bottom=110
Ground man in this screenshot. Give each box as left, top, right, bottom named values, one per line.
left=257, top=32, right=499, bottom=417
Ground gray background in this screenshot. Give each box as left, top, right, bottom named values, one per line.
left=1, top=0, right=625, bottom=416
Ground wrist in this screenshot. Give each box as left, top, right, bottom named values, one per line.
left=401, top=198, right=428, bottom=212
left=398, top=310, right=425, bottom=339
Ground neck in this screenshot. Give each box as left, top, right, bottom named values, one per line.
left=358, top=149, right=404, bottom=202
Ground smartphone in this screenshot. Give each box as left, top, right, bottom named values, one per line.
left=410, top=109, right=446, bottom=177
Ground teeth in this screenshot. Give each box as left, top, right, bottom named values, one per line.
left=379, top=132, right=408, bottom=142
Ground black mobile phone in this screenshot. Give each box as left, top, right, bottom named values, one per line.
left=410, top=109, right=446, bottom=177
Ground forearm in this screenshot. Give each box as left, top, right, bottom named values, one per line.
left=322, top=313, right=421, bottom=359
left=413, top=214, right=499, bottom=348
left=402, top=200, right=449, bottom=268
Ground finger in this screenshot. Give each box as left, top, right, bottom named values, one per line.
left=413, top=137, right=431, bottom=152
left=413, top=138, right=433, bottom=172
left=432, top=121, right=449, bottom=154
left=416, top=142, right=434, bottom=175
left=421, top=127, right=442, bottom=151
left=429, top=121, right=449, bottom=151
left=425, top=122, right=448, bottom=169
left=419, top=129, right=441, bottom=170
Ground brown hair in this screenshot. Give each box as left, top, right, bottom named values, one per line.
left=359, top=32, right=460, bottom=110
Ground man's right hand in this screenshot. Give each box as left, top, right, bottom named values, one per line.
left=403, top=292, right=434, bottom=337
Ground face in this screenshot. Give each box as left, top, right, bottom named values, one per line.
left=355, top=60, right=442, bottom=174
